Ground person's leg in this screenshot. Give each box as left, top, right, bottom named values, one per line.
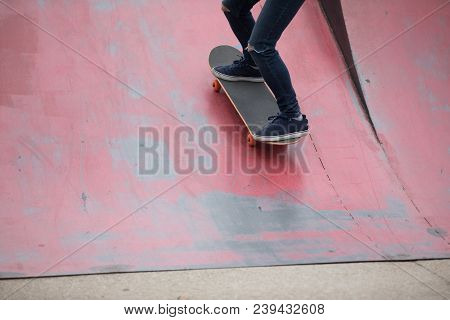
left=221, top=0, right=260, bottom=63
left=248, top=0, right=306, bottom=117
left=211, top=0, right=263, bottom=82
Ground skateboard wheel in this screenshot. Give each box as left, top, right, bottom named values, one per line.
left=247, top=133, right=256, bottom=147
left=212, top=79, right=221, bottom=92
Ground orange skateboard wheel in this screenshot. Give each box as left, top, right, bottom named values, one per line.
left=247, top=133, right=256, bottom=147
left=212, top=79, right=221, bottom=92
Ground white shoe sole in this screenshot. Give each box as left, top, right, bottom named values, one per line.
left=211, top=67, right=264, bottom=83
left=254, top=130, right=309, bottom=142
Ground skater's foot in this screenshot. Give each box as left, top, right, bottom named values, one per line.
left=254, top=113, right=309, bottom=142
left=212, top=57, right=263, bottom=82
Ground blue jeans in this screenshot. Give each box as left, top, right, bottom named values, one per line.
left=222, top=0, right=306, bottom=116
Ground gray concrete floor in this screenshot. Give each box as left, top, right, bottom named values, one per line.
left=1, top=260, right=449, bottom=299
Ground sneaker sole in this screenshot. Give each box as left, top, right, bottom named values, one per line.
left=254, top=130, right=309, bottom=142
left=211, top=68, right=264, bottom=83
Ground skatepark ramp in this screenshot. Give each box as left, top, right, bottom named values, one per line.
left=0, top=0, right=448, bottom=278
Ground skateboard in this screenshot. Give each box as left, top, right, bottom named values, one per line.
left=209, top=45, right=305, bottom=146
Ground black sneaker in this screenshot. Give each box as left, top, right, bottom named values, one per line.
left=254, top=113, right=309, bottom=142
left=212, top=57, right=264, bottom=82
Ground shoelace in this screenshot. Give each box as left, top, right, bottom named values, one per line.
left=267, top=113, right=290, bottom=122
left=232, top=57, right=247, bottom=67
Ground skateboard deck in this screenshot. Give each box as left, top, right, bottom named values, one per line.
left=209, top=45, right=303, bottom=146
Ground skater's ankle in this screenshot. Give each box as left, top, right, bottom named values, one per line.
left=243, top=50, right=257, bottom=67
left=282, top=112, right=304, bottom=120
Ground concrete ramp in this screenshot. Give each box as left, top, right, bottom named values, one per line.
left=0, top=0, right=448, bottom=278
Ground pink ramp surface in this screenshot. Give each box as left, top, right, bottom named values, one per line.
left=0, top=0, right=448, bottom=278
left=341, top=0, right=449, bottom=237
